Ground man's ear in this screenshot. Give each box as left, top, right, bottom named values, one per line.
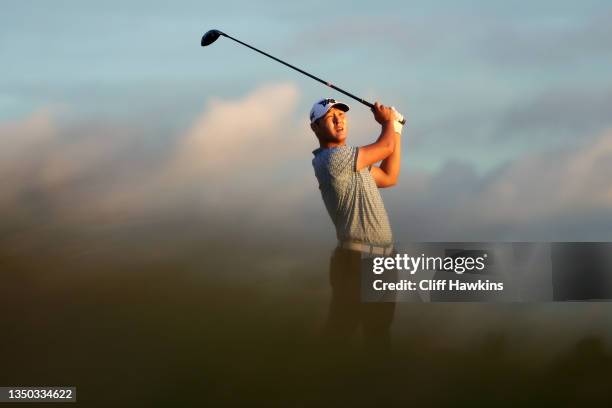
left=310, top=122, right=317, bottom=134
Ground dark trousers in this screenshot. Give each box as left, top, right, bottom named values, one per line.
left=323, top=248, right=396, bottom=352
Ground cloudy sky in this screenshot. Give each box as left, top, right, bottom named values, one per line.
left=2, top=0, right=612, bottom=242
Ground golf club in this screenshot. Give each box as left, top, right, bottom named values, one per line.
left=201, top=29, right=406, bottom=125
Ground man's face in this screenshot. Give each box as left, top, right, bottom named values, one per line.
left=311, top=107, right=348, bottom=143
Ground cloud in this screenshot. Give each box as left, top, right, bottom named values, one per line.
left=99, top=82, right=317, bottom=222
left=0, top=110, right=57, bottom=203
left=167, top=82, right=304, bottom=178
left=2, top=83, right=612, bottom=243
left=409, top=86, right=612, bottom=176
left=390, top=128, right=612, bottom=240
left=0, top=83, right=323, bottom=232
left=471, top=128, right=612, bottom=222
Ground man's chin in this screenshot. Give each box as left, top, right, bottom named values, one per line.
left=335, top=132, right=347, bottom=142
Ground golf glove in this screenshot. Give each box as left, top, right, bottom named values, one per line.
left=391, top=106, right=404, bottom=134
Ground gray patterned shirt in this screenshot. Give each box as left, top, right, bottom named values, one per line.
left=312, top=145, right=393, bottom=246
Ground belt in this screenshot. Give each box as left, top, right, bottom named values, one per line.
left=338, top=240, right=394, bottom=256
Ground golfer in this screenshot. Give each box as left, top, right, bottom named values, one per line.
left=310, top=98, right=403, bottom=350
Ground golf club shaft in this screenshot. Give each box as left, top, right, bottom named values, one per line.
left=220, top=32, right=406, bottom=125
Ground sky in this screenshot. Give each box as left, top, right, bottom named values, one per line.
left=2, top=0, right=612, bottom=242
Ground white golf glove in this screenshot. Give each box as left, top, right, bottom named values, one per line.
left=391, top=106, right=404, bottom=134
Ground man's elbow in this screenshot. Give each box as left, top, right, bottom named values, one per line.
left=388, top=172, right=401, bottom=187
left=380, top=176, right=398, bottom=188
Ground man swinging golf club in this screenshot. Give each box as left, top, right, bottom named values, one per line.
left=201, top=28, right=406, bottom=349
left=310, top=98, right=403, bottom=350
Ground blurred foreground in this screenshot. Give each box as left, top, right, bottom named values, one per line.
left=2, top=219, right=611, bottom=406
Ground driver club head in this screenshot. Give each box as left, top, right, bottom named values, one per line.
left=201, top=29, right=223, bottom=46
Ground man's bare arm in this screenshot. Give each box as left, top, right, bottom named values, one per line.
left=372, top=130, right=401, bottom=188
left=356, top=102, right=397, bottom=171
